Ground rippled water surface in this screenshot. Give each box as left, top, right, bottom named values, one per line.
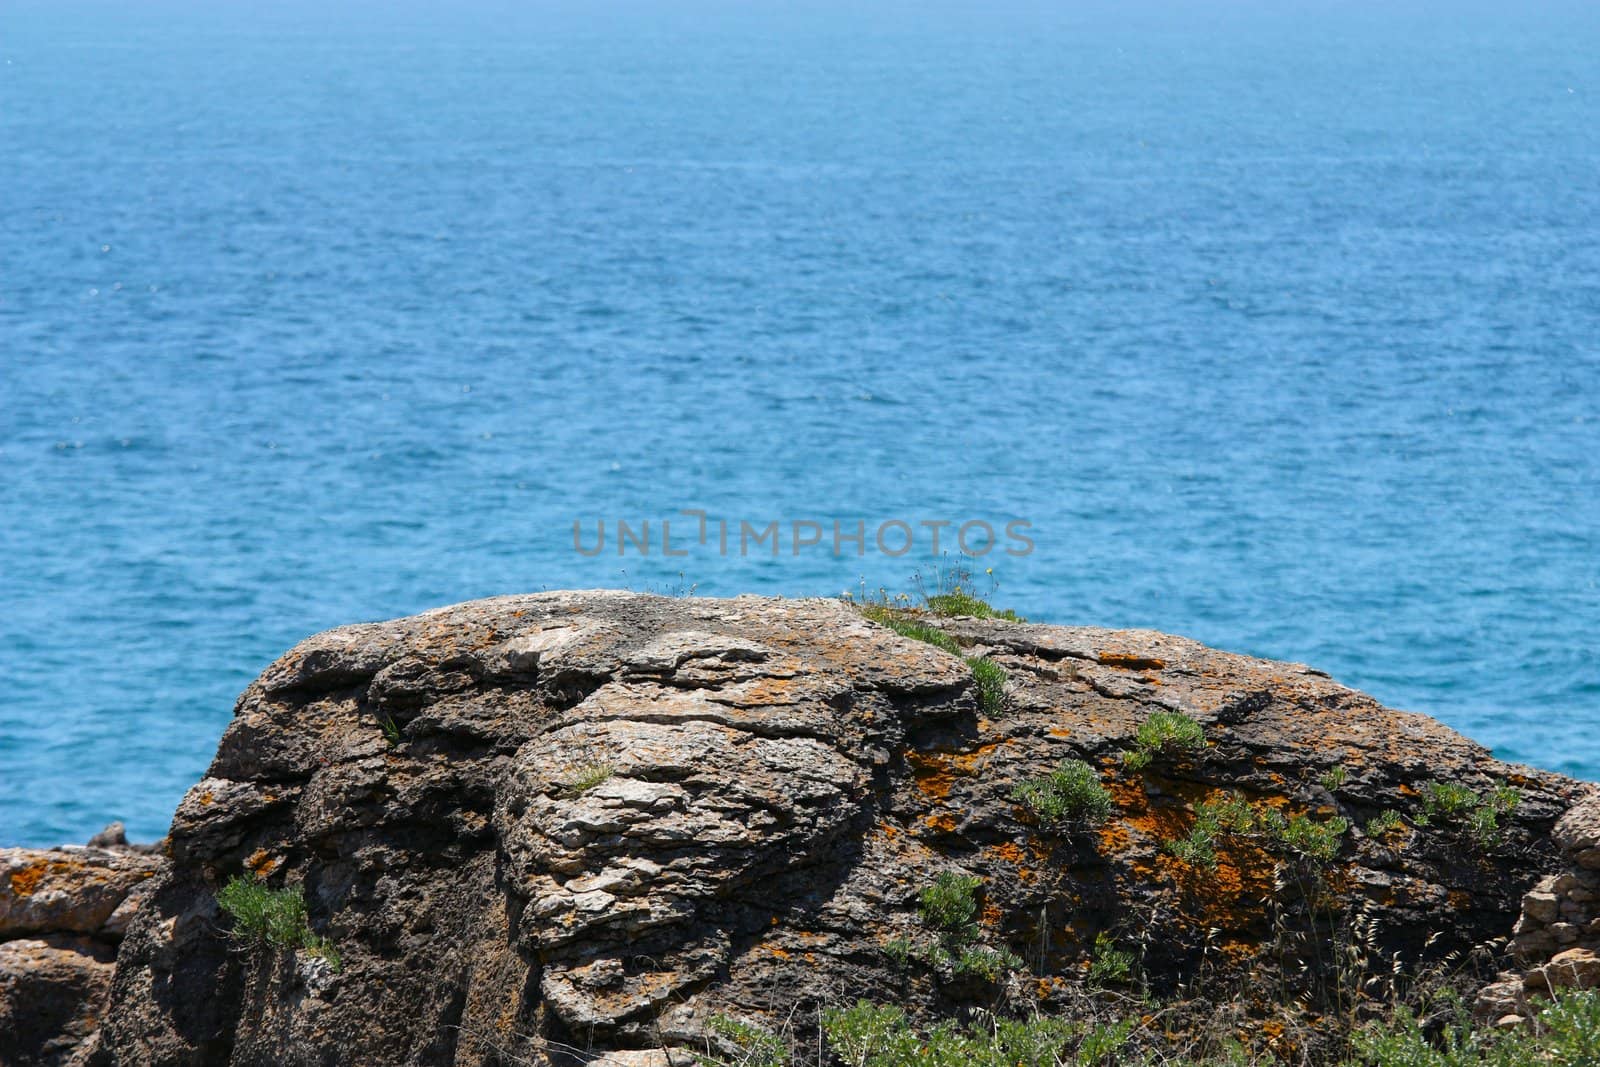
left=3, top=3, right=1599, bottom=845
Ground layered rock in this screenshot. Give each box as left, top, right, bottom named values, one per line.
left=2, top=592, right=1592, bottom=1065
left=1474, top=793, right=1600, bottom=1026
left=0, top=829, right=163, bottom=1066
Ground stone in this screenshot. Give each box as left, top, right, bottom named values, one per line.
left=0, top=592, right=1587, bottom=1065
left=1524, top=890, right=1561, bottom=924
left=0, top=936, right=115, bottom=1066
left=0, top=847, right=162, bottom=938
left=1553, top=792, right=1600, bottom=857
left=1545, top=948, right=1600, bottom=990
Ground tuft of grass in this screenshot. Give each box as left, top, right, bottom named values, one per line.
left=215, top=875, right=340, bottom=971
left=926, top=589, right=1023, bottom=622
left=1123, top=710, right=1206, bottom=771
left=378, top=714, right=401, bottom=746
left=966, top=656, right=1007, bottom=716
left=884, top=618, right=964, bottom=655
left=1319, top=764, right=1348, bottom=793
left=562, top=763, right=615, bottom=797
left=1013, top=760, right=1114, bottom=828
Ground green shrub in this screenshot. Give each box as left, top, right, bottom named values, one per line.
left=1469, top=785, right=1522, bottom=847
left=1123, top=711, right=1205, bottom=771
left=1366, top=809, right=1407, bottom=840
left=1013, top=760, right=1114, bottom=828
left=1415, top=780, right=1522, bottom=848
left=919, top=872, right=981, bottom=935
left=1086, top=932, right=1135, bottom=986
left=1418, top=781, right=1478, bottom=823
left=699, top=1015, right=789, bottom=1067
left=1347, top=990, right=1600, bottom=1066
left=1165, top=823, right=1220, bottom=868
left=1164, top=793, right=1346, bottom=866
left=821, top=1003, right=1124, bottom=1067
left=1275, top=813, right=1349, bottom=862
left=967, top=656, right=1007, bottom=716
left=216, top=874, right=308, bottom=946
left=1320, top=764, right=1348, bottom=792
left=1198, top=792, right=1259, bottom=834
left=215, top=875, right=340, bottom=971
left=955, top=945, right=1023, bottom=981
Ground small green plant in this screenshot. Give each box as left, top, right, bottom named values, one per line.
left=216, top=874, right=307, bottom=945
left=1414, top=780, right=1522, bottom=848
left=1198, top=792, right=1259, bottom=834
left=1418, top=781, right=1478, bottom=824
left=1086, top=932, right=1135, bottom=986
left=883, top=936, right=916, bottom=968
left=1013, top=760, right=1114, bottom=828
left=1123, top=711, right=1205, bottom=771
left=919, top=872, right=981, bottom=935
left=821, top=1002, right=922, bottom=1067
left=1468, top=784, right=1522, bottom=847
left=699, top=1015, right=788, bottom=1067
left=1275, top=812, right=1350, bottom=862
left=561, top=763, right=614, bottom=797
left=1365, top=809, right=1406, bottom=840
left=1165, top=822, right=1220, bottom=868
left=966, top=656, right=1007, bottom=716
left=378, top=713, right=401, bottom=746
left=954, top=944, right=1023, bottom=981
left=1320, top=764, right=1348, bottom=792
left=215, top=875, right=340, bottom=971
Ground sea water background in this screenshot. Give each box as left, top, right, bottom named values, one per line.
left=2, top=1, right=1598, bottom=846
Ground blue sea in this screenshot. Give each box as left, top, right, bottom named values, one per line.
left=3, top=2, right=1598, bottom=846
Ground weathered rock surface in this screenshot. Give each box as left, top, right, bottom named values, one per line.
left=0, top=834, right=163, bottom=1066
left=3, top=592, right=1592, bottom=1065
left=1473, top=791, right=1600, bottom=1026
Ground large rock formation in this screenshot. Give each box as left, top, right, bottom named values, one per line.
left=2, top=592, right=1592, bottom=1065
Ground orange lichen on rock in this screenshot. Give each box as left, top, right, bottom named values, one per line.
left=9, top=859, right=63, bottom=897
left=1097, top=652, right=1166, bottom=670
left=988, top=840, right=1037, bottom=881
left=905, top=742, right=1005, bottom=802
left=245, top=850, right=280, bottom=877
